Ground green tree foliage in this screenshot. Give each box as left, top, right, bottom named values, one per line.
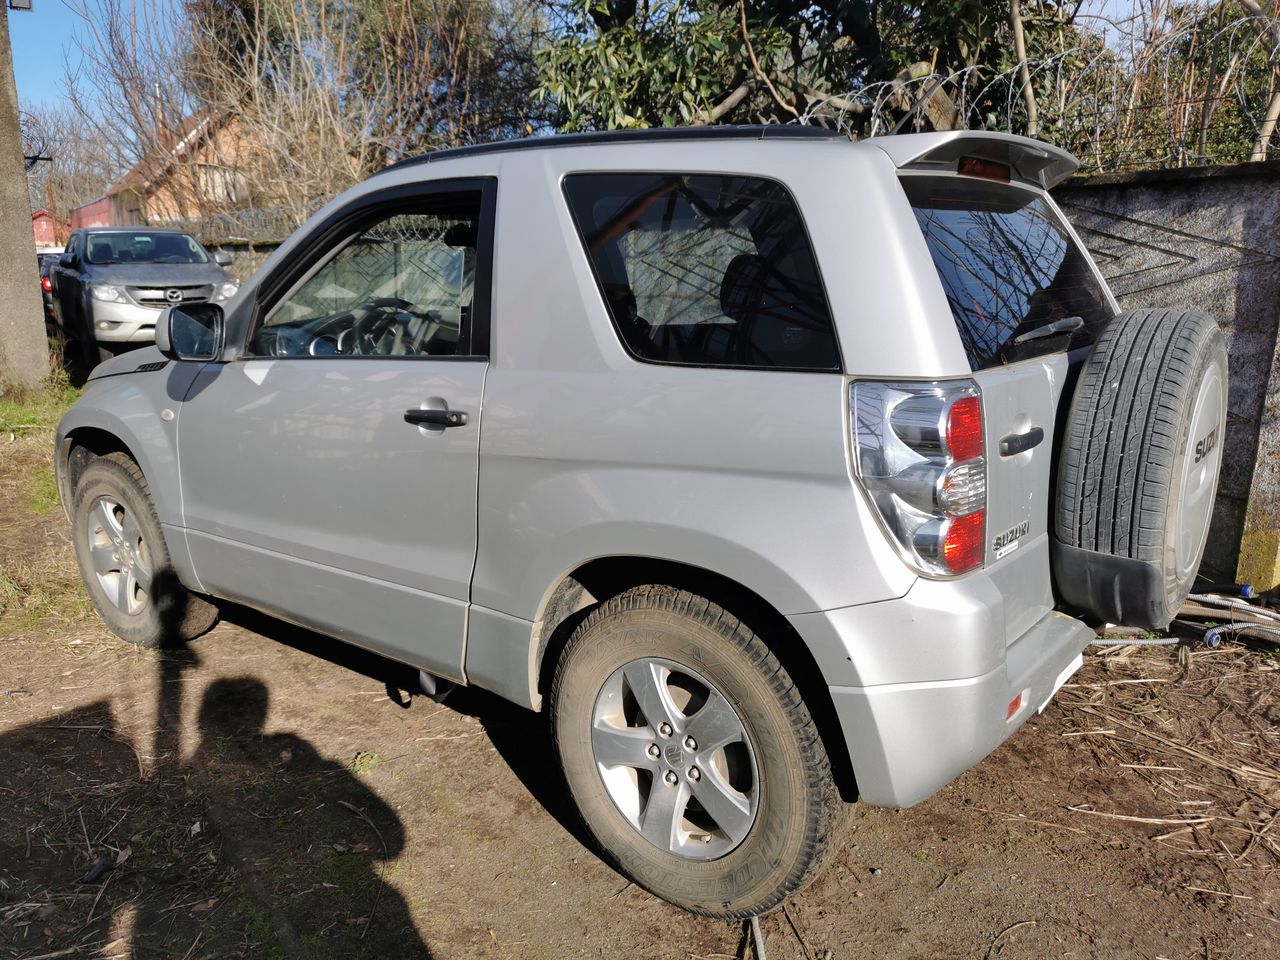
left=537, top=0, right=1279, bottom=170
left=536, top=0, right=1044, bottom=131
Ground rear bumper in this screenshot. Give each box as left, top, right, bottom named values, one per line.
left=826, top=609, right=1090, bottom=807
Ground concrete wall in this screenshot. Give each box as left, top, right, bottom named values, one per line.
left=1054, top=161, right=1280, bottom=586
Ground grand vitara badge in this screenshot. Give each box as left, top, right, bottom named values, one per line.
left=993, top=519, right=1030, bottom=559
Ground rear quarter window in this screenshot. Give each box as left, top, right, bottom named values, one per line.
left=564, top=173, right=841, bottom=371
left=903, top=176, right=1114, bottom=370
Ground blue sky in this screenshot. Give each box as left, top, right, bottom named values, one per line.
left=9, top=0, right=87, bottom=110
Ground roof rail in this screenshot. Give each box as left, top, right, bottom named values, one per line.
left=383, top=125, right=844, bottom=172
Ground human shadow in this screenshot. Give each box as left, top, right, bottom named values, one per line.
left=215, top=602, right=605, bottom=858
left=0, top=637, right=432, bottom=959
left=184, top=675, right=431, bottom=959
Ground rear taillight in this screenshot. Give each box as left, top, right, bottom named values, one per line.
left=851, top=380, right=987, bottom=576
left=41, top=276, right=52, bottom=292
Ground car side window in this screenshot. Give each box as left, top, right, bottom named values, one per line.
left=247, top=190, right=482, bottom=359
left=563, top=173, right=840, bottom=371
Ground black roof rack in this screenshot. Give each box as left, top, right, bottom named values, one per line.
left=384, top=125, right=844, bottom=172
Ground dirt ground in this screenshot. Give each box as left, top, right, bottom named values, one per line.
left=2, top=390, right=1278, bottom=960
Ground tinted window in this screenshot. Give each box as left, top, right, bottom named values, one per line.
left=564, top=173, right=840, bottom=371
left=85, top=231, right=209, bottom=265
left=249, top=192, right=481, bottom=359
left=904, top=177, right=1113, bottom=370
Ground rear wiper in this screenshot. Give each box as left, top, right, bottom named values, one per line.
left=1012, top=316, right=1085, bottom=344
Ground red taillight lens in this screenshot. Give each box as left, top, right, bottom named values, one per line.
left=942, top=510, right=986, bottom=574
left=41, top=276, right=52, bottom=292
left=957, top=157, right=1011, bottom=182
left=946, top=396, right=984, bottom=462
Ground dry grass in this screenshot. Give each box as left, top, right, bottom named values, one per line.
left=0, top=376, right=96, bottom=640
left=1056, top=641, right=1280, bottom=888
left=0, top=374, right=79, bottom=438
left=0, top=554, right=95, bottom=637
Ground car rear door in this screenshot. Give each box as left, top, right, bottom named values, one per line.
left=901, top=173, right=1117, bottom=645
left=176, top=179, right=496, bottom=679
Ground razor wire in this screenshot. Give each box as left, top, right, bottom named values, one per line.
left=797, top=14, right=1280, bottom=174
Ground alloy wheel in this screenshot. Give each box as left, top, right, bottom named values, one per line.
left=590, top=657, right=759, bottom=860
left=86, top=496, right=153, bottom=616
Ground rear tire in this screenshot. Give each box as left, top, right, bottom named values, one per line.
left=1054, top=308, right=1228, bottom=628
left=552, top=586, right=841, bottom=918
left=71, top=453, right=219, bottom=648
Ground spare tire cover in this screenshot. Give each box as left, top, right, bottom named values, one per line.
left=1054, top=308, right=1228, bottom=629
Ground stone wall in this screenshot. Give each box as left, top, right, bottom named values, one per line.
left=1054, top=162, right=1280, bottom=587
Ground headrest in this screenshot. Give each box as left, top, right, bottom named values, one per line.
left=720, top=253, right=771, bottom=323
left=443, top=222, right=477, bottom=248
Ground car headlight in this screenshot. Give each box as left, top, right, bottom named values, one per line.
left=212, top=282, right=239, bottom=302
left=89, top=283, right=126, bottom=303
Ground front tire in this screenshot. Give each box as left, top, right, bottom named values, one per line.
left=552, top=586, right=841, bottom=918
left=71, top=453, right=219, bottom=648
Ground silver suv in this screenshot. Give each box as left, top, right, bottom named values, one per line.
left=51, top=226, right=238, bottom=370
left=56, top=127, right=1227, bottom=918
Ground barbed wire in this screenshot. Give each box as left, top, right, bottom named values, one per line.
left=800, top=15, right=1280, bottom=173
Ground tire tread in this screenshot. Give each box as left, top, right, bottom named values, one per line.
left=551, top=585, right=841, bottom=919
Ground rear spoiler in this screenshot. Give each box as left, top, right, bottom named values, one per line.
left=871, top=132, right=1080, bottom=190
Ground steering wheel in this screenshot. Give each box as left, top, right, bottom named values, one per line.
left=347, top=297, right=416, bottom=355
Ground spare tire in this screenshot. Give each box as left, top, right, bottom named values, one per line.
left=1053, top=308, right=1228, bottom=629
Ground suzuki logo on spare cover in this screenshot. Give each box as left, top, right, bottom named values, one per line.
left=165, top=288, right=183, bottom=304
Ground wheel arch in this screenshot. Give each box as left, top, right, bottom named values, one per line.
left=57, top=426, right=143, bottom=522
left=531, top=556, right=859, bottom=802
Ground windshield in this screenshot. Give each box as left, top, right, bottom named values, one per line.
left=903, top=176, right=1114, bottom=370
left=85, top=231, right=209, bottom=266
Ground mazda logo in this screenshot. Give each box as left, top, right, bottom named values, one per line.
left=165, top=288, right=183, bottom=303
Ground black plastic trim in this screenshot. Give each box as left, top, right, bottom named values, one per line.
left=404, top=408, right=468, bottom=428
left=1051, top=539, right=1168, bottom=630
left=999, top=425, right=1044, bottom=457
left=384, top=125, right=841, bottom=172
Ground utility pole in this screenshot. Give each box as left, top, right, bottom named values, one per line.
left=0, top=4, right=50, bottom=390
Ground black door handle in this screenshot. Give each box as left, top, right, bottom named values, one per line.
left=404, top=408, right=468, bottom=428
left=999, top=426, right=1044, bottom=457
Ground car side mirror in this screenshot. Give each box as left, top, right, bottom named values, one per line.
left=157, top=303, right=225, bottom=362
left=59, top=253, right=77, bottom=269
left=212, top=249, right=233, bottom=267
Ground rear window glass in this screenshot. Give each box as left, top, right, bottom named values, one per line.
left=903, top=176, right=1114, bottom=370
left=563, top=173, right=840, bottom=371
